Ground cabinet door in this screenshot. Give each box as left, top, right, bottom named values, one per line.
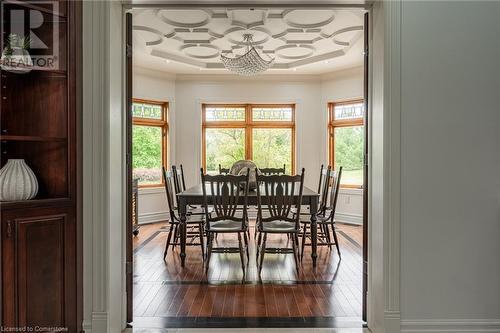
left=1, top=207, right=76, bottom=332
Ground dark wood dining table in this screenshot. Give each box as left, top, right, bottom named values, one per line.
left=176, top=184, right=320, bottom=268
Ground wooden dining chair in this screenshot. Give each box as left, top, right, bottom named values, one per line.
left=259, top=164, right=286, bottom=175
left=172, top=165, right=212, bottom=216
left=162, top=167, right=205, bottom=260
left=201, top=168, right=250, bottom=275
left=294, top=165, right=331, bottom=242
left=300, top=167, right=343, bottom=259
left=293, top=164, right=330, bottom=215
left=218, top=164, right=230, bottom=174
left=255, top=168, right=305, bottom=275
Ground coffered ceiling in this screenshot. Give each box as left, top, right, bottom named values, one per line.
left=132, top=8, right=365, bottom=75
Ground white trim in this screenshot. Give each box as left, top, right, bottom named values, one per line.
left=385, top=310, right=402, bottom=333
left=82, top=2, right=399, bottom=332
left=384, top=0, right=402, bottom=326
left=339, top=187, right=363, bottom=196
left=82, top=1, right=126, bottom=332
left=90, top=312, right=109, bottom=333
left=134, top=66, right=177, bottom=80
left=138, top=211, right=169, bottom=224
left=175, top=73, right=322, bottom=82
left=82, top=0, right=109, bottom=329
left=138, top=186, right=164, bottom=195
left=336, top=212, right=363, bottom=225
left=82, top=320, right=92, bottom=333
left=400, top=319, right=500, bottom=333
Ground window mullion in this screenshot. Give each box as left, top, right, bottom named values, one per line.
left=245, top=104, right=252, bottom=160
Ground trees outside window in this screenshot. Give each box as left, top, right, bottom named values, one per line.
left=328, top=100, right=364, bottom=187
left=202, top=104, right=295, bottom=174
left=132, top=99, right=168, bottom=186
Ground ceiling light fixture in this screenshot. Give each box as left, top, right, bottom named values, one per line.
left=220, top=34, right=274, bottom=76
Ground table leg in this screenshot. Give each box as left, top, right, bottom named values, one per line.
left=310, top=197, right=318, bottom=268
left=178, top=197, right=187, bottom=267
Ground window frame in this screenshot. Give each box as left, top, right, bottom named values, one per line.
left=132, top=98, right=168, bottom=188
left=328, top=99, right=364, bottom=189
left=202, top=103, right=296, bottom=174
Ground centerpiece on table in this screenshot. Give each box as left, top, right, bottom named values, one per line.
left=229, top=160, right=261, bottom=190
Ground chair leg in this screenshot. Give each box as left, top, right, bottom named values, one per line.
left=237, top=232, right=246, bottom=276
left=258, top=233, right=267, bottom=275
left=198, top=222, right=205, bottom=261
left=256, top=230, right=263, bottom=263
left=163, top=223, right=174, bottom=260
left=300, top=223, right=308, bottom=260
left=206, top=233, right=214, bottom=273
left=243, top=230, right=250, bottom=261
left=172, top=224, right=179, bottom=251
left=331, top=225, right=341, bottom=259
left=295, top=233, right=301, bottom=262
left=323, top=223, right=332, bottom=250
left=291, top=233, right=300, bottom=273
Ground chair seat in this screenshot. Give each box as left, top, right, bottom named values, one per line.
left=188, top=205, right=214, bottom=215
left=171, top=214, right=204, bottom=224
left=261, top=220, right=298, bottom=233
left=300, top=215, right=337, bottom=224
left=209, top=219, right=244, bottom=232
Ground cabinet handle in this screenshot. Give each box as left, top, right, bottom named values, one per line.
left=6, top=221, right=12, bottom=238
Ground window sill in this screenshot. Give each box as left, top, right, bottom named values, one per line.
left=339, top=187, right=363, bottom=195
left=138, top=186, right=165, bottom=195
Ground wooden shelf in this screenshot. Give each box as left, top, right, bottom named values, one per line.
left=0, top=197, right=72, bottom=210
left=0, top=135, right=67, bottom=142
left=1, top=67, right=67, bottom=76
left=3, top=0, right=66, bottom=18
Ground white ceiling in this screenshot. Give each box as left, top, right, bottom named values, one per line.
left=132, top=8, right=365, bottom=75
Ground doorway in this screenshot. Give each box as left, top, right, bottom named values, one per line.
left=125, top=4, right=370, bottom=330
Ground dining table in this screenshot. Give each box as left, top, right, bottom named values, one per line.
left=176, top=183, right=320, bottom=268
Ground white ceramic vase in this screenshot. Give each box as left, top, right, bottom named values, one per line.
left=0, top=159, right=39, bottom=201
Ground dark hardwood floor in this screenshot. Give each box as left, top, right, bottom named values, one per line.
left=133, top=221, right=363, bottom=327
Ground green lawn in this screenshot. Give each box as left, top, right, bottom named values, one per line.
left=341, top=169, right=363, bottom=187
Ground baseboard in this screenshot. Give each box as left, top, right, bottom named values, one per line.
left=401, top=319, right=500, bottom=333
left=82, top=319, right=92, bottom=333
left=335, top=212, right=363, bottom=225
left=84, top=312, right=108, bottom=333
left=385, top=311, right=402, bottom=333
left=138, top=211, right=168, bottom=224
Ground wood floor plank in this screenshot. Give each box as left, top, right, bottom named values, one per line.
left=133, top=221, right=363, bottom=319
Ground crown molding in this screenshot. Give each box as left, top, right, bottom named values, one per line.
left=134, top=66, right=177, bottom=80
left=174, top=73, right=324, bottom=82
left=134, top=64, right=365, bottom=83
left=320, top=65, right=364, bottom=81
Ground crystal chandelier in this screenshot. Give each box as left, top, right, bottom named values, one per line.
left=220, top=34, right=274, bottom=76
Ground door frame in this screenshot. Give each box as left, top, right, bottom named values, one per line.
left=81, top=1, right=402, bottom=332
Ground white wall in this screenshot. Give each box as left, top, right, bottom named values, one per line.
left=174, top=75, right=323, bottom=188
left=399, top=1, right=500, bottom=330
left=133, top=67, right=174, bottom=224
left=133, top=68, right=365, bottom=225
left=322, top=66, right=365, bottom=225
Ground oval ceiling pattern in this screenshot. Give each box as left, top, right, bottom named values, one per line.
left=282, top=10, right=335, bottom=29
left=275, top=44, right=316, bottom=60
left=180, top=44, right=220, bottom=59
left=133, top=8, right=364, bottom=72
left=158, top=9, right=211, bottom=28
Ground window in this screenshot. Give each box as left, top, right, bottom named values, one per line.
left=132, top=99, right=168, bottom=186
left=202, top=104, right=295, bottom=174
left=328, top=100, right=364, bottom=188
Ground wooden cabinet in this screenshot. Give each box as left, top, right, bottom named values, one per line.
left=1, top=205, right=77, bottom=332
left=0, top=0, right=81, bottom=331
